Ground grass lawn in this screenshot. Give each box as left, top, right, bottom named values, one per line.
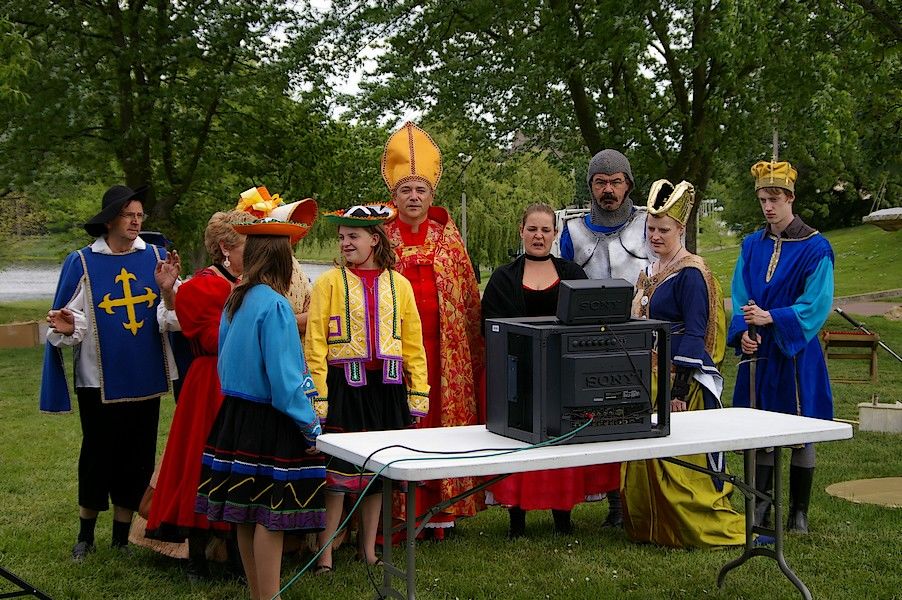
left=1, top=223, right=900, bottom=598
left=699, top=224, right=902, bottom=299
left=1, top=314, right=900, bottom=599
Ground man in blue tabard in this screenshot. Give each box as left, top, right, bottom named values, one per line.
left=728, top=160, right=834, bottom=534
left=40, top=184, right=180, bottom=561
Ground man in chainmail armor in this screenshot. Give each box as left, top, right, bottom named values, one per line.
left=559, top=149, right=652, bottom=528
left=560, top=149, right=649, bottom=285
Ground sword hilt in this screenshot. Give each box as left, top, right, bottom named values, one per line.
left=745, top=300, right=758, bottom=359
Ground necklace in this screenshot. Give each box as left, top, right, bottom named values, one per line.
left=653, top=246, right=684, bottom=276
left=213, top=263, right=238, bottom=283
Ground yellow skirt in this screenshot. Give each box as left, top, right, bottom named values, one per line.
left=621, top=378, right=745, bottom=548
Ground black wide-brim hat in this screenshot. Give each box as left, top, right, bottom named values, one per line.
left=83, top=184, right=148, bottom=237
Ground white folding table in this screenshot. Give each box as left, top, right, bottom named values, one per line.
left=316, top=407, right=853, bottom=600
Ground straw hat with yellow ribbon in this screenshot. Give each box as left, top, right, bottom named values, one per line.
left=751, top=160, right=797, bottom=192
left=381, top=121, right=443, bottom=193
left=231, top=186, right=317, bottom=243
left=646, top=179, right=696, bottom=226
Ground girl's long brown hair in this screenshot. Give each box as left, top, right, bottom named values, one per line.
left=224, top=235, right=294, bottom=319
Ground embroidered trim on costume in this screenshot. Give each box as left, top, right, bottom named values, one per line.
left=330, top=268, right=353, bottom=345
left=389, top=271, right=401, bottom=340
left=632, top=254, right=721, bottom=359
left=345, top=361, right=366, bottom=388
left=384, top=359, right=402, bottom=384
left=766, top=237, right=782, bottom=283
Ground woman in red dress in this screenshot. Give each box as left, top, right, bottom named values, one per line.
left=145, top=211, right=245, bottom=579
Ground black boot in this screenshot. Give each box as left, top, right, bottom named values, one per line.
left=787, top=466, right=814, bottom=534
left=186, top=531, right=211, bottom=583
left=507, top=507, right=526, bottom=539
left=601, top=491, right=623, bottom=528
left=753, top=464, right=774, bottom=528
left=552, top=509, right=572, bottom=535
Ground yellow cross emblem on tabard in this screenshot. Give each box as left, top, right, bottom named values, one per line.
left=97, top=267, right=158, bottom=335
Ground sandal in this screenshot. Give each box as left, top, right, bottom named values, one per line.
left=313, top=564, right=334, bottom=576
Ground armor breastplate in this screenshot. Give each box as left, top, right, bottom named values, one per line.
left=569, top=210, right=650, bottom=284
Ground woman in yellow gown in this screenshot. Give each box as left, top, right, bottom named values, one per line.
left=622, top=180, right=745, bottom=548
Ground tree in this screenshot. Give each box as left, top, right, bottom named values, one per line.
left=0, top=16, right=35, bottom=105
left=1, top=1, right=325, bottom=239
left=719, top=1, right=901, bottom=232
left=312, top=1, right=796, bottom=251
left=311, top=0, right=900, bottom=247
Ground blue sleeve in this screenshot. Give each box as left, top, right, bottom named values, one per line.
left=560, top=223, right=574, bottom=260
left=727, top=244, right=751, bottom=350
left=40, top=250, right=86, bottom=413
left=771, top=256, right=834, bottom=357
left=261, top=299, right=321, bottom=441
left=673, top=268, right=710, bottom=369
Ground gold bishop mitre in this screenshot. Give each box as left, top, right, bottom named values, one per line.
left=381, top=121, right=443, bottom=192
left=647, top=179, right=696, bottom=226
left=751, top=160, right=797, bottom=192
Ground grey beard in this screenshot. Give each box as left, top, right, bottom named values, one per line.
left=591, top=194, right=634, bottom=227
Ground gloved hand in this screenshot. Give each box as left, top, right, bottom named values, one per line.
left=671, top=367, right=691, bottom=401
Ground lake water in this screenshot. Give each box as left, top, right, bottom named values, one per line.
left=0, top=262, right=333, bottom=303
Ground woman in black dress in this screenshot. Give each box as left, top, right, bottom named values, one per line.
left=481, top=203, right=620, bottom=538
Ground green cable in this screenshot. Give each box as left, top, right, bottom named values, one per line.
left=276, top=418, right=595, bottom=598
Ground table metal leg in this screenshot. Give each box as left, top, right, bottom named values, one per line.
left=381, top=477, right=394, bottom=598
left=378, top=479, right=415, bottom=600
left=716, top=447, right=812, bottom=600
left=0, top=566, right=53, bottom=599
left=406, top=483, right=417, bottom=600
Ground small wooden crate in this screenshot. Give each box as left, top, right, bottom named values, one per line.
left=822, top=330, right=880, bottom=384
left=0, top=321, right=42, bottom=349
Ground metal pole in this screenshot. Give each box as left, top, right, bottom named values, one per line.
left=772, top=128, right=779, bottom=162
left=834, top=307, right=902, bottom=363
left=461, top=189, right=467, bottom=248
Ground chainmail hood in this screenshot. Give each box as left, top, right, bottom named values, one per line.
left=587, top=149, right=635, bottom=227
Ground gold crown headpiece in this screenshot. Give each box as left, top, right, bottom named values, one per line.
left=381, top=121, right=443, bottom=193
left=751, top=160, right=797, bottom=192
left=647, top=179, right=695, bottom=226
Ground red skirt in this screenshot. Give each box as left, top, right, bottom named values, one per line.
left=146, top=356, right=230, bottom=541
left=488, top=464, right=620, bottom=511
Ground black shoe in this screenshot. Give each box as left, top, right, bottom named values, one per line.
left=552, top=510, right=572, bottom=536
left=601, top=491, right=623, bottom=528
left=186, top=558, right=211, bottom=584
left=787, top=510, right=809, bottom=533
left=112, top=541, right=134, bottom=557
left=72, top=541, right=95, bottom=562
left=507, top=507, right=526, bottom=539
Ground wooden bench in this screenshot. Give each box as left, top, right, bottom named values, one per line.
left=822, top=330, right=880, bottom=384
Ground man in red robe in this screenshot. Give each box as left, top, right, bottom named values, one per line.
left=381, top=122, right=485, bottom=537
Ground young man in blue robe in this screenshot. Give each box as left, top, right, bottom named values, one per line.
left=40, top=184, right=179, bottom=560
left=728, top=160, right=834, bottom=534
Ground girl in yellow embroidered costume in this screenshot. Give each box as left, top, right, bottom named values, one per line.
left=305, top=204, right=429, bottom=572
